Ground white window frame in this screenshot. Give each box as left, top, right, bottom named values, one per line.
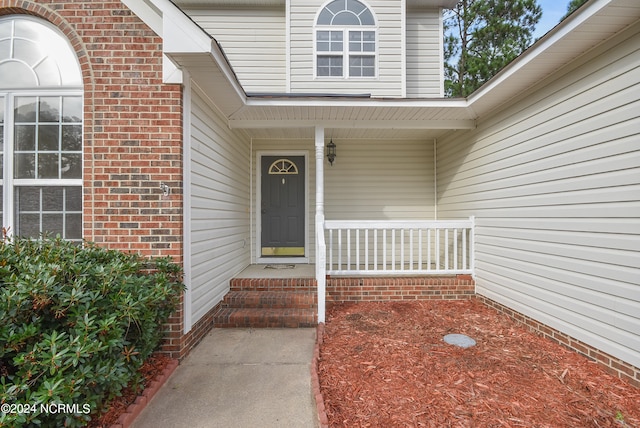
left=0, top=15, right=84, bottom=242
left=314, top=1, right=378, bottom=80
left=1, top=90, right=84, bottom=241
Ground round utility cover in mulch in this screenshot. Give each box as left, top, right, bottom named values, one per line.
left=318, top=300, right=640, bottom=427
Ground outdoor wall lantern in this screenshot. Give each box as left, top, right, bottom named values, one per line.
left=326, top=139, right=336, bottom=166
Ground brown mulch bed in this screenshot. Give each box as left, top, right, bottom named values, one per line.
left=88, top=353, right=172, bottom=427
left=318, top=300, right=640, bottom=427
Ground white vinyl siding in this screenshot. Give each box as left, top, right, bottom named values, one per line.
left=436, top=23, right=640, bottom=368
left=406, top=9, right=442, bottom=97
left=325, top=138, right=435, bottom=220
left=184, top=8, right=286, bottom=94
left=250, top=137, right=435, bottom=263
left=189, top=85, right=251, bottom=326
left=290, top=0, right=403, bottom=97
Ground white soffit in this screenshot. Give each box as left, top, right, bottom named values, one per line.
left=228, top=98, right=475, bottom=130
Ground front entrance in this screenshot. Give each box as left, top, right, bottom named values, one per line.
left=261, top=156, right=305, bottom=257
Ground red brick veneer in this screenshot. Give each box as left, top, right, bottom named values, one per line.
left=326, top=274, right=475, bottom=303
left=1, top=0, right=186, bottom=354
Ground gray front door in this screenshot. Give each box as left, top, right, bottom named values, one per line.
left=261, top=156, right=305, bottom=256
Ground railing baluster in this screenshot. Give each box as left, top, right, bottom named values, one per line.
left=409, top=229, right=414, bottom=271
left=400, top=230, right=405, bottom=271
left=374, top=230, right=378, bottom=271
left=427, top=229, right=431, bottom=271
left=435, top=229, right=440, bottom=270
left=462, top=228, right=467, bottom=270
left=454, top=229, right=458, bottom=270
left=355, top=229, right=360, bottom=270
left=445, top=229, right=449, bottom=271
left=383, top=229, right=387, bottom=271
left=365, top=229, right=369, bottom=271
left=418, top=229, right=423, bottom=270
left=347, top=229, right=352, bottom=270
left=338, top=229, right=342, bottom=270
left=323, top=220, right=473, bottom=275
left=328, top=229, right=333, bottom=270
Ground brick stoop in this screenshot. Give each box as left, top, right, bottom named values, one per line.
left=213, top=274, right=475, bottom=328
left=213, top=278, right=318, bottom=328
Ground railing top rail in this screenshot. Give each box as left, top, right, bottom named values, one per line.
left=324, top=219, right=473, bottom=229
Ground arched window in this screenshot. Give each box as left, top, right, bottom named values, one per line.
left=0, top=16, right=83, bottom=242
left=315, top=0, right=377, bottom=78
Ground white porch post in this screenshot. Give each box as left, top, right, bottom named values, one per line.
left=315, top=126, right=326, bottom=323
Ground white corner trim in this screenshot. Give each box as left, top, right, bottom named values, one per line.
left=182, top=73, right=193, bottom=334
left=162, top=7, right=212, bottom=54
left=163, top=55, right=183, bottom=84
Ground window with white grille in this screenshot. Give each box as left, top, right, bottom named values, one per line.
left=0, top=16, right=83, bottom=242
left=315, top=0, right=377, bottom=79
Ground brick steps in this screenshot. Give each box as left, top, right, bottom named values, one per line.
left=213, top=273, right=475, bottom=328
left=220, top=290, right=316, bottom=309
left=214, top=290, right=317, bottom=328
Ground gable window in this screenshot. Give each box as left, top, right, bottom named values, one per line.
left=0, top=16, right=83, bottom=242
left=315, top=0, right=377, bottom=78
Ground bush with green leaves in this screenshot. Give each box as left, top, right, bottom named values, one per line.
left=0, top=236, right=184, bottom=427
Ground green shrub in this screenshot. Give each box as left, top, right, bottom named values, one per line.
left=0, top=235, right=184, bottom=427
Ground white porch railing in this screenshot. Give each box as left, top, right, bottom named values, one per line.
left=324, top=218, right=474, bottom=275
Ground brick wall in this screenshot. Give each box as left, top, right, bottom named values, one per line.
left=0, top=0, right=183, bottom=261
left=228, top=275, right=475, bottom=304
left=326, top=275, right=475, bottom=304
left=1, top=0, right=186, bottom=354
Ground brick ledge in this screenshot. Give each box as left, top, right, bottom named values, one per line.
left=110, top=358, right=179, bottom=428
left=311, top=323, right=329, bottom=428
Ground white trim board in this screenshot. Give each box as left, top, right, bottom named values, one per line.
left=255, top=150, right=310, bottom=264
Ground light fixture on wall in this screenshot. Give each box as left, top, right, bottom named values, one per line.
left=326, top=139, right=336, bottom=166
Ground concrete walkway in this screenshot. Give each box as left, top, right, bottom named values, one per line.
left=132, top=328, right=318, bottom=428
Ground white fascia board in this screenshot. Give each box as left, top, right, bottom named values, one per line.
left=122, top=0, right=184, bottom=83
left=467, top=0, right=615, bottom=113
left=228, top=118, right=475, bottom=129
left=161, top=2, right=212, bottom=53
left=407, top=0, right=458, bottom=8
left=243, top=97, right=468, bottom=109
left=126, top=0, right=246, bottom=101
left=160, top=0, right=246, bottom=103
left=122, top=0, right=210, bottom=52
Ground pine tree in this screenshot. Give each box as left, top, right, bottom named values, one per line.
left=562, top=0, right=589, bottom=21
left=444, top=0, right=542, bottom=97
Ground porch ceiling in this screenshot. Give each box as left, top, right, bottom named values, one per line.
left=227, top=97, right=476, bottom=140
left=237, top=127, right=456, bottom=141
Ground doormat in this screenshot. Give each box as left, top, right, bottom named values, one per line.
left=264, top=264, right=296, bottom=270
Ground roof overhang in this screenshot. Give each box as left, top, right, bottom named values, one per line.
left=407, top=0, right=459, bottom=9
left=468, top=0, right=640, bottom=117
left=124, top=0, right=640, bottom=140
left=172, top=0, right=458, bottom=9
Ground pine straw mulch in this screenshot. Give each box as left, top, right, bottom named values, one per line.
left=318, top=300, right=640, bottom=428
